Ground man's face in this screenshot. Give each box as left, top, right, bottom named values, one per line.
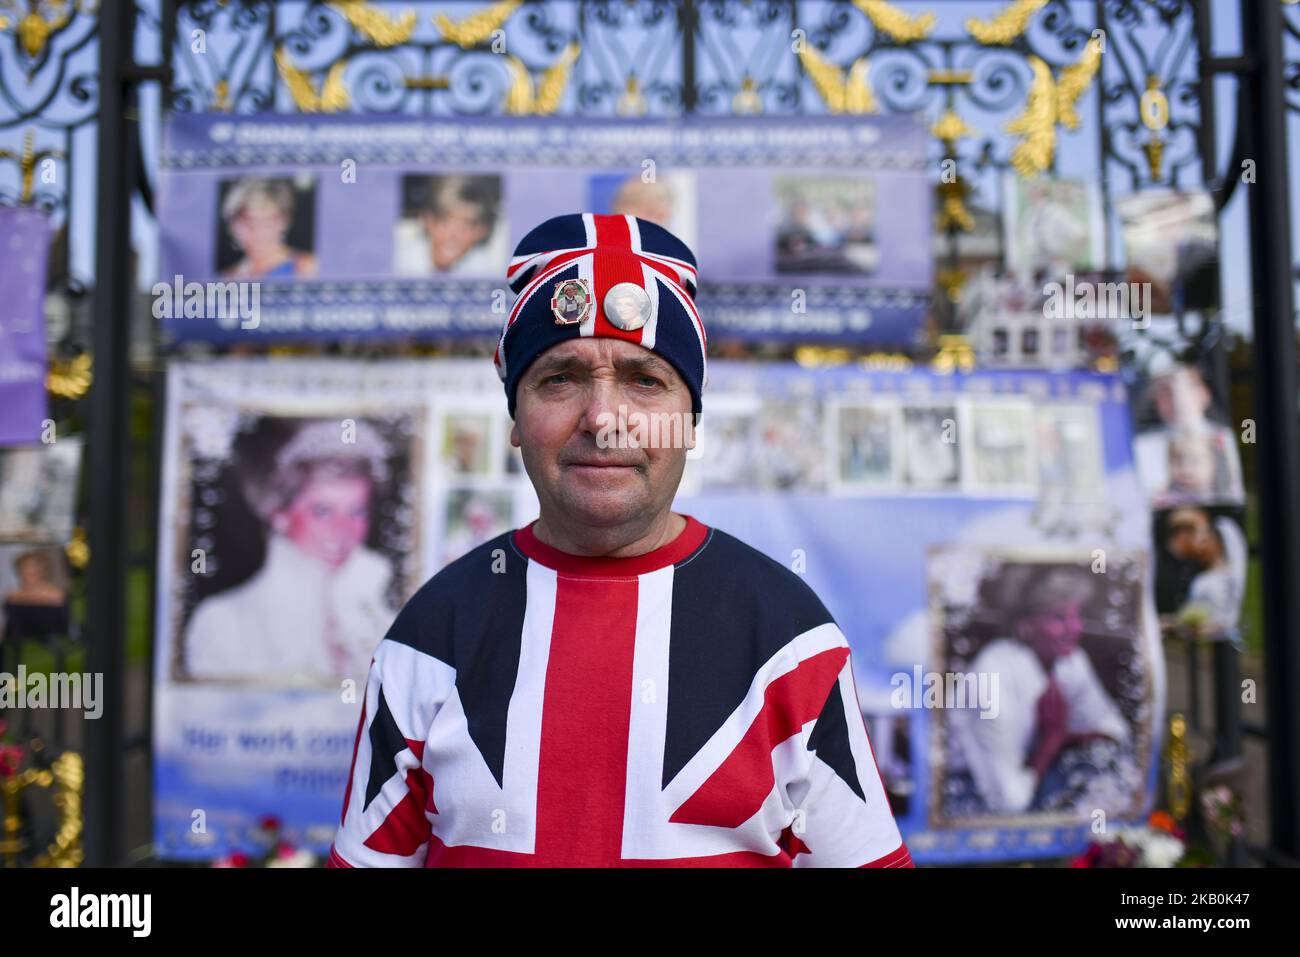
left=511, top=337, right=695, bottom=531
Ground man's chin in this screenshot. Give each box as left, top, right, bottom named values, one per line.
left=556, top=491, right=651, bottom=530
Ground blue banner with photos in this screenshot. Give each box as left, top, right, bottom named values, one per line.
left=677, top=363, right=1166, bottom=864
left=156, top=113, right=933, bottom=345
left=153, top=357, right=1161, bottom=864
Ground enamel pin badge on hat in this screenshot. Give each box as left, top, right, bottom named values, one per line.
left=603, top=282, right=652, bottom=331
left=551, top=278, right=592, bottom=326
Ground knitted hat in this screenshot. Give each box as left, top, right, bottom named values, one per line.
left=493, top=213, right=707, bottom=418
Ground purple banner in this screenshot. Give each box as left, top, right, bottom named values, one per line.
left=0, top=207, right=50, bottom=446
left=157, top=113, right=933, bottom=346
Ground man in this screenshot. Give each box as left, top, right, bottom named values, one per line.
left=328, top=213, right=910, bottom=867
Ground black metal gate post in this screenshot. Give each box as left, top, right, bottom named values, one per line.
left=1240, top=0, right=1300, bottom=862
left=84, top=0, right=137, bottom=868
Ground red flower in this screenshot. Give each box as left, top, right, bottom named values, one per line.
left=1071, top=843, right=1102, bottom=868
left=0, top=744, right=24, bottom=779
left=1147, top=810, right=1186, bottom=842
left=258, top=814, right=282, bottom=832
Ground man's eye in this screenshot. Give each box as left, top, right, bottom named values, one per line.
left=545, top=373, right=571, bottom=385
left=636, top=375, right=663, bottom=388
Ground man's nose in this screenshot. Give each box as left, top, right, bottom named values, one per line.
left=577, top=376, right=624, bottom=439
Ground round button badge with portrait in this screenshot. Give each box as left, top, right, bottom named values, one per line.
left=603, top=282, right=652, bottom=332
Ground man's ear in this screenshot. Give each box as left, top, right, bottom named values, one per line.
left=509, top=420, right=521, bottom=448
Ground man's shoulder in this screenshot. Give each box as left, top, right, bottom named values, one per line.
left=684, top=524, right=837, bottom=634
left=402, top=530, right=521, bottom=609
left=377, top=530, right=522, bottom=662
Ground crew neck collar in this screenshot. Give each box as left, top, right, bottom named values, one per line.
left=513, top=514, right=710, bottom=576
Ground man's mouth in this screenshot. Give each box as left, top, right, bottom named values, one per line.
left=565, top=458, right=644, bottom=472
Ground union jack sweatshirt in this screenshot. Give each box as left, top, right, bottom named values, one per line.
left=328, top=515, right=912, bottom=868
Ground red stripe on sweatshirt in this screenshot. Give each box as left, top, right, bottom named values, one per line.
left=532, top=573, right=639, bottom=865
left=670, top=646, right=851, bottom=828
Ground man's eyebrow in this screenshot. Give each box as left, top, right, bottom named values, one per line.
left=529, top=353, right=586, bottom=376
left=528, top=353, right=675, bottom=378
left=613, top=355, right=673, bottom=376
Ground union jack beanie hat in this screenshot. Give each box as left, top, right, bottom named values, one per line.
left=493, top=212, right=708, bottom=418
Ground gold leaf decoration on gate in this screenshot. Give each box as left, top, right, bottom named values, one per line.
left=852, top=0, right=936, bottom=43
left=12, top=1, right=74, bottom=58
left=1003, top=38, right=1102, bottom=177
left=1055, top=35, right=1102, bottom=130
left=435, top=0, right=523, bottom=49
left=966, top=0, right=1048, bottom=45
left=1005, top=55, right=1056, bottom=176
left=275, top=47, right=350, bottom=112
left=46, top=352, right=92, bottom=399
left=329, top=1, right=417, bottom=48
left=504, top=42, right=580, bottom=115
left=798, top=45, right=878, bottom=114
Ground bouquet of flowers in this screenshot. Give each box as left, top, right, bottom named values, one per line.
left=211, top=815, right=318, bottom=868
left=1200, top=784, right=1245, bottom=859
left=1070, top=811, right=1187, bottom=867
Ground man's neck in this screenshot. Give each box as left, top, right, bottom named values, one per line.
left=531, top=510, right=686, bottom=559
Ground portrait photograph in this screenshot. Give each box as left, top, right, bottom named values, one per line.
left=927, top=547, right=1152, bottom=829
left=393, top=173, right=507, bottom=277
left=215, top=174, right=318, bottom=279
left=438, top=409, right=496, bottom=478
left=0, top=438, right=83, bottom=543
left=439, top=488, right=514, bottom=568
left=772, top=174, right=879, bottom=276
left=168, top=407, right=426, bottom=688
left=0, top=544, right=71, bottom=643
left=900, top=405, right=961, bottom=490
left=752, top=397, right=828, bottom=491
left=1002, top=174, right=1103, bottom=282
left=1116, top=189, right=1220, bottom=316
left=1035, top=404, right=1103, bottom=496
left=588, top=169, right=698, bottom=253
left=1152, top=505, right=1247, bottom=644
left=1132, top=362, right=1245, bottom=508
left=967, top=401, right=1036, bottom=492
left=678, top=396, right=759, bottom=495
left=829, top=400, right=899, bottom=491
